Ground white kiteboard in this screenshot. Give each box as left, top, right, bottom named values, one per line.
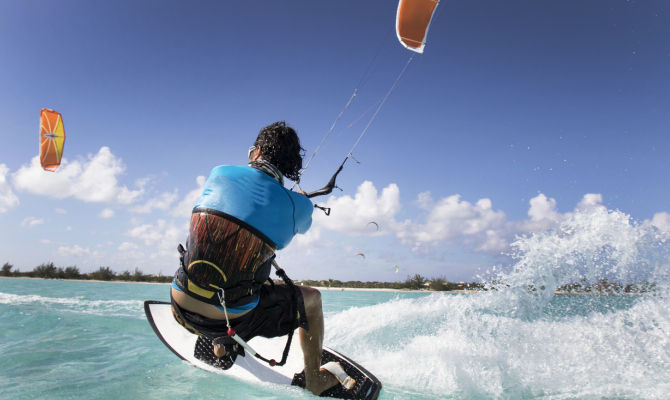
left=144, top=301, right=381, bottom=399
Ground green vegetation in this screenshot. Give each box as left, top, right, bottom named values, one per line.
left=0, top=261, right=657, bottom=294
left=296, top=274, right=484, bottom=291
left=0, top=261, right=172, bottom=283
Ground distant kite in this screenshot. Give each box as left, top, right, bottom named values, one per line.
left=356, top=253, right=366, bottom=259
left=396, top=0, right=440, bottom=54
left=40, top=108, right=65, bottom=171
left=367, top=221, right=380, bottom=231
left=394, top=265, right=400, bottom=274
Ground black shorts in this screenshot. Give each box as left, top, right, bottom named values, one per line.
left=172, top=283, right=308, bottom=340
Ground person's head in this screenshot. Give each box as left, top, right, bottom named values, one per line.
left=250, top=121, right=304, bottom=181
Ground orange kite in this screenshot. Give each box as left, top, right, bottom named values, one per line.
left=40, top=108, right=65, bottom=171
left=396, top=0, right=440, bottom=54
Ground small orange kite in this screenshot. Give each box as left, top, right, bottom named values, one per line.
left=40, top=108, right=65, bottom=171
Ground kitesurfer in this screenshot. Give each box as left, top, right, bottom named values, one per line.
left=170, top=121, right=338, bottom=395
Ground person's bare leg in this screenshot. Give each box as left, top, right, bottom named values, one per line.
left=299, top=286, right=338, bottom=395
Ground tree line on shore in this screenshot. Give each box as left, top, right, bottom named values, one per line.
left=1, top=262, right=481, bottom=290
left=1, top=262, right=172, bottom=283
left=1, top=262, right=657, bottom=293
left=296, top=275, right=484, bottom=291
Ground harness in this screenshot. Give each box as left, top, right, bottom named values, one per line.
left=171, top=208, right=308, bottom=368
left=171, top=260, right=307, bottom=369
left=173, top=208, right=276, bottom=308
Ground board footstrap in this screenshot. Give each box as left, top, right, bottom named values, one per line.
left=321, top=361, right=356, bottom=390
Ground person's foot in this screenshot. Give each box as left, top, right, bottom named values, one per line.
left=305, top=368, right=339, bottom=395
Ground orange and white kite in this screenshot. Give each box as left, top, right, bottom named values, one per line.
left=39, top=108, right=65, bottom=171
left=396, top=0, right=440, bottom=54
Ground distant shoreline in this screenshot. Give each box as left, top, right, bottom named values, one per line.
left=0, top=276, right=648, bottom=295
left=0, top=276, right=166, bottom=285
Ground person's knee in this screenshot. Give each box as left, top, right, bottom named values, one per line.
left=300, top=286, right=322, bottom=315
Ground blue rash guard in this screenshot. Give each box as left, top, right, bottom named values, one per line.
left=193, top=165, right=313, bottom=249
left=172, top=165, right=313, bottom=313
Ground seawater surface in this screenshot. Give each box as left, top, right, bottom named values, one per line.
left=1, top=208, right=669, bottom=399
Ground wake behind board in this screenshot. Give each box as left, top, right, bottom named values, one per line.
left=144, top=301, right=381, bottom=399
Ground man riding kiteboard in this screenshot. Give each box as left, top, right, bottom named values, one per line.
left=170, top=121, right=338, bottom=395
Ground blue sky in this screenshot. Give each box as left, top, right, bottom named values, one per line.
left=1, top=0, right=669, bottom=282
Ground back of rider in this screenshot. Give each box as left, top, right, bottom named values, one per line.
left=171, top=164, right=313, bottom=335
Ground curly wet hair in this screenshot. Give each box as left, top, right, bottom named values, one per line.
left=253, top=121, right=304, bottom=181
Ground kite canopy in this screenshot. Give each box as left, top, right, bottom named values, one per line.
left=40, top=108, right=65, bottom=171
left=395, top=0, right=439, bottom=54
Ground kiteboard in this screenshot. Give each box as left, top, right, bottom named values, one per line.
left=144, top=301, right=381, bottom=399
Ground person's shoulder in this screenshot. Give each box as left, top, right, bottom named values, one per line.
left=209, top=164, right=255, bottom=176
left=288, top=189, right=313, bottom=206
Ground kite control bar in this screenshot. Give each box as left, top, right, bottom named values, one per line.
left=306, top=162, right=344, bottom=199
left=305, top=160, right=349, bottom=216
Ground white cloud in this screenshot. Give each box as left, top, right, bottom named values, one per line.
left=21, top=216, right=44, bottom=228
left=398, top=194, right=508, bottom=252
left=415, top=191, right=434, bottom=210
left=528, top=193, right=560, bottom=222
left=577, top=193, right=604, bottom=211
left=100, top=208, right=115, bottom=218
left=118, top=242, right=139, bottom=252
left=12, top=146, right=144, bottom=204
left=55, top=208, right=67, bottom=214
left=300, top=182, right=623, bottom=257
left=126, top=219, right=186, bottom=260
left=649, top=212, right=670, bottom=233
left=132, top=189, right=179, bottom=214
left=171, top=175, right=206, bottom=218
left=0, top=164, right=19, bottom=213
left=312, top=181, right=403, bottom=235
left=57, top=244, right=91, bottom=257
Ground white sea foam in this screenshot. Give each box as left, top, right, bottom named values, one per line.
left=0, top=292, right=144, bottom=319
left=325, top=208, right=670, bottom=399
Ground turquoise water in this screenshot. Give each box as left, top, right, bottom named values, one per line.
left=0, top=278, right=667, bottom=400
left=1, top=209, right=670, bottom=399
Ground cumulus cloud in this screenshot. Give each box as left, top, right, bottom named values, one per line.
left=0, top=164, right=19, bottom=213
left=398, top=194, right=508, bottom=253
left=577, top=193, right=604, bottom=211
left=170, top=175, right=206, bottom=218
left=118, top=242, right=139, bottom=252
left=312, top=181, right=403, bottom=235
left=649, top=212, right=670, bottom=233
left=57, top=244, right=91, bottom=257
left=132, top=189, right=179, bottom=214
left=126, top=219, right=186, bottom=260
left=528, top=193, right=560, bottom=222
left=12, top=146, right=144, bottom=204
left=21, top=216, right=44, bottom=227
left=299, top=180, right=626, bottom=258
left=100, top=208, right=115, bottom=218
left=415, top=191, right=434, bottom=211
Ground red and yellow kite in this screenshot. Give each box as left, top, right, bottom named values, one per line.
left=40, top=108, right=65, bottom=171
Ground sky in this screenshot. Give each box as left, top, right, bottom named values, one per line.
left=1, top=0, right=669, bottom=282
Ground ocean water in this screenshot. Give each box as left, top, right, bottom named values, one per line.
left=1, top=208, right=669, bottom=399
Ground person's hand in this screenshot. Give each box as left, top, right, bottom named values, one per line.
left=297, top=190, right=307, bottom=195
